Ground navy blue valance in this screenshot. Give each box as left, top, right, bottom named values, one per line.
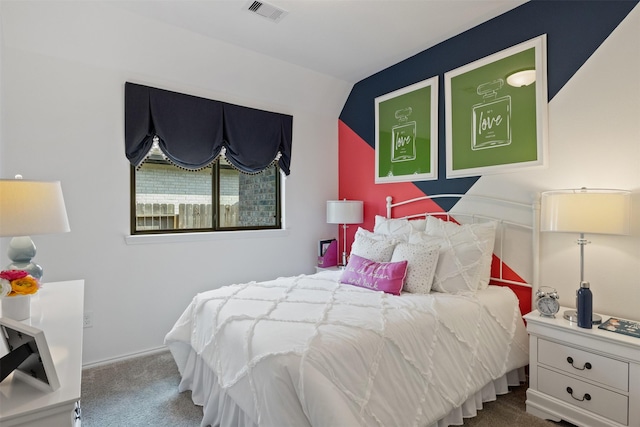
left=124, top=82, right=293, bottom=175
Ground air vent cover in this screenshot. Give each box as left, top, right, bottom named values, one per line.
left=245, top=1, right=288, bottom=22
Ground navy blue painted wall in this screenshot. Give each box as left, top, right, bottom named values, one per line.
left=339, top=0, right=638, bottom=208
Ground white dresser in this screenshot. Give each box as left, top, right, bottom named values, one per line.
left=524, top=308, right=640, bottom=427
left=0, top=280, right=84, bottom=427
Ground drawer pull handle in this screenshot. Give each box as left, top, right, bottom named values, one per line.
left=567, top=357, right=591, bottom=370
left=566, top=387, right=591, bottom=402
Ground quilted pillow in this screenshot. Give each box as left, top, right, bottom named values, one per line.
left=424, top=217, right=497, bottom=291
left=355, top=226, right=388, bottom=241
left=373, top=215, right=426, bottom=241
left=409, top=219, right=496, bottom=293
left=390, top=242, right=440, bottom=294
left=341, top=254, right=408, bottom=295
left=351, top=227, right=398, bottom=262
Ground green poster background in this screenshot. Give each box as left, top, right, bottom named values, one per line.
left=377, top=85, right=432, bottom=179
left=450, top=48, right=537, bottom=172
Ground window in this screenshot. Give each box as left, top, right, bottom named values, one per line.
left=124, top=83, right=291, bottom=235
left=131, top=147, right=281, bottom=234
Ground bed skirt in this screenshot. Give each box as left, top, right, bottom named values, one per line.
left=176, top=347, right=527, bottom=427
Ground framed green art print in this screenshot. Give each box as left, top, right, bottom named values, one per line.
left=375, top=76, right=438, bottom=183
left=445, top=35, right=548, bottom=178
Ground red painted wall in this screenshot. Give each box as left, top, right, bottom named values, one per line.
left=339, top=119, right=530, bottom=315
left=338, top=120, right=435, bottom=248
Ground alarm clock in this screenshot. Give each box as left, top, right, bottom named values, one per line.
left=535, top=286, right=560, bottom=318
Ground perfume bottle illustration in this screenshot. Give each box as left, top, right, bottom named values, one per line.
left=391, top=107, right=417, bottom=162
left=471, top=79, right=511, bottom=150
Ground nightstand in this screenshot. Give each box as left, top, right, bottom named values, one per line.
left=524, top=308, right=640, bottom=427
left=0, top=280, right=84, bottom=427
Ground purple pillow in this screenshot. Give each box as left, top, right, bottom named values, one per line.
left=340, top=254, right=408, bottom=295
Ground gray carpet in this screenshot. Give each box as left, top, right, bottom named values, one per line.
left=81, top=351, right=573, bottom=427
left=81, top=351, right=202, bottom=426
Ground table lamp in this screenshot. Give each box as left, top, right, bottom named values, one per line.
left=326, top=200, right=363, bottom=266
left=0, top=176, right=70, bottom=280
left=540, top=188, right=631, bottom=324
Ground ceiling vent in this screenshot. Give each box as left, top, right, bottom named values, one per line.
left=245, top=1, right=288, bottom=23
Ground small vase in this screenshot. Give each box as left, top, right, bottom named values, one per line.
left=1, top=294, right=31, bottom=321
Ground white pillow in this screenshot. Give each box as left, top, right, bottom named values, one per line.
left=355, top=226, right=388, bottom=241
left=424, top=217, right=497, bottom=291
left=351, top=228, right=398, bottom=262
left=409, top=219, right=496, bottom=293
left=373, top=215, right=426, bottom=241
left=390, top=242, right=440, bottom=294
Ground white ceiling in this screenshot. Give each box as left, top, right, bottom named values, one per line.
left=112, top=0, right=527, bottom=83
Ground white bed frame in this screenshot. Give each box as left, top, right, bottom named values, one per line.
left=385, top=194, right=540, bottom=308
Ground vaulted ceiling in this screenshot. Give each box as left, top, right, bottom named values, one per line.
left=111, top=0, right=527, bottom=83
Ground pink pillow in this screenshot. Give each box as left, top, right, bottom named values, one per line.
left=340, top=254, right=408, bottom=295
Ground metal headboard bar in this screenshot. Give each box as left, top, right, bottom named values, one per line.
left=398, top=211, right=533, bottom=231
left=385, top=194, right=531, bottom=218
left=385, top=194, right=538, bottom=292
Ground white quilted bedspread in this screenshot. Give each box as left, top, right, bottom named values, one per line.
left=165, top=271, right=529, bottom=427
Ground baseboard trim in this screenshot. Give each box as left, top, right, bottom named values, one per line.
left=82, top=345, right=169, bottom=370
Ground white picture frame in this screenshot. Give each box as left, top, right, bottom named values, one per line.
left=444, top=35, right=548, bottom=178
left=0, top=316, right=60, bottom=392
left=375, top=76, right=439, bottom=183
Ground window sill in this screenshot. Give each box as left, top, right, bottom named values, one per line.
left=124, top=228, right=289, bottom=245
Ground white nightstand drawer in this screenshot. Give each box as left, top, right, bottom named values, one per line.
left=538, top=338, right=629, bottom=391
left=538, top=366, right=628, bottom=425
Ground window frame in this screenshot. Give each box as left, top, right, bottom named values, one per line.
left=130, top=159, right=282, bottom=235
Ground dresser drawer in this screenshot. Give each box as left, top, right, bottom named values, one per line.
left=538, top=338, right=629, bottom=391
left=538, top=366, right=628, bottom=425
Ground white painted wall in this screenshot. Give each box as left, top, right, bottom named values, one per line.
left=469, top=6, right=640, bottom=321
left=0, top=2, right=3, bottom=179
left=0, top=1, right=350, bottom=364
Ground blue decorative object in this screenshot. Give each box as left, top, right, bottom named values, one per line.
left=577, top=281, right=593, bottom=329
left=6, top=236, right=43, bottom=280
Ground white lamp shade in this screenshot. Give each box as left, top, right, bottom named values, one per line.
left=0, top=180, right=71, bottom=237
left=540, top=189, right=631, bottom=235
left=326, top=200, right=363, bottom=224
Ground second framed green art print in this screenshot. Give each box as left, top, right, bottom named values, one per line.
left=445, top=35, right=548, bottom=178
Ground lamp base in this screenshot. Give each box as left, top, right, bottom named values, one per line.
left=563, top=309, right=602, bottom=325
left=5, top=261, right=43, bottom=280
left=6, top=236, right=43, bottom=280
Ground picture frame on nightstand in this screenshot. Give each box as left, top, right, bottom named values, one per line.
left=0, top=316, right=60, bottom=392
left=317, top=238, right=338, bottom=268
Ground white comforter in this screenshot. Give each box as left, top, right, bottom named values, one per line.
left=165, top=270, right=529, bottom=427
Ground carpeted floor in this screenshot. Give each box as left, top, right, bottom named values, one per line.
left=81, top=351, right=202, bottom=426
left=81, top=351, right=573, bottom=427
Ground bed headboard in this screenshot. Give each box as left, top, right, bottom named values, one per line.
left=385, top=194, right=539, bottom=315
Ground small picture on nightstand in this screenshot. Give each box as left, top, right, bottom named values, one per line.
left=317, top=239, right=337, bottom=268
left=599, top=317, right=640, bottom=338
left=0, top=316, right=60, bottom=391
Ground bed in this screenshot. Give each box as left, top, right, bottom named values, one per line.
left=165, top=194, right=534, bottom=427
